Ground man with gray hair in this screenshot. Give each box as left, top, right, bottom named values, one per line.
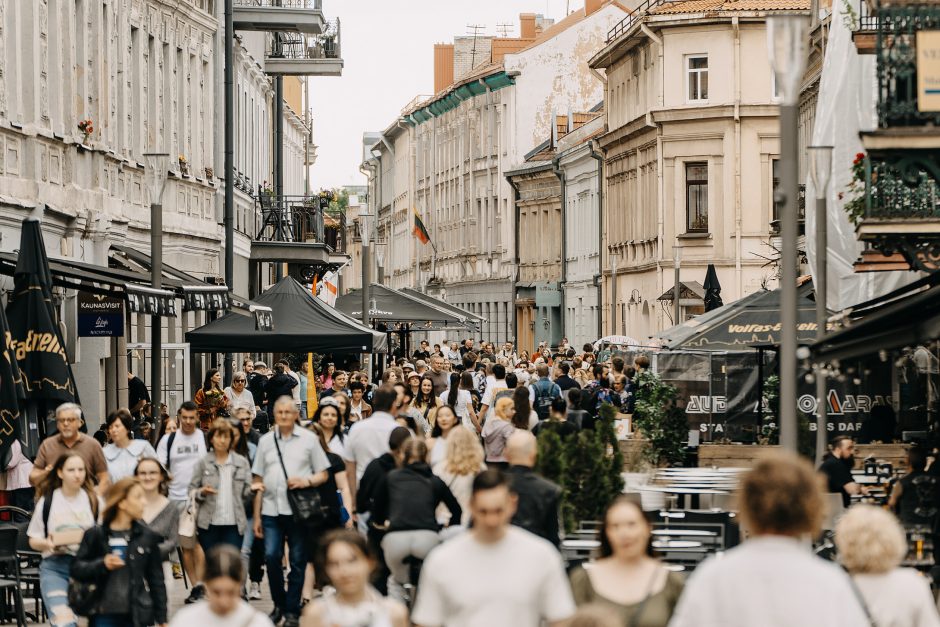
left=505, top=431, right=562, bottom=548
left=30, top=402, right=109, bottom=494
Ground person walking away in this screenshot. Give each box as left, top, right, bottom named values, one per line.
left=190, top=419, right=253, bottom=555
left=156, top=401, right=209, bottom=604
left=27, top=454, right=101, bottom=627
left=565, top=389, right=594, bottom=431
left=247, top=361, right=270, bottom=429
left=834, top=504, right=940, bottom=627
left=888, top=446, right=937, bottom=526
left=426, top=405, right=459, bottom=467
left=504, top=431, right=562, bottom=548
left=533, top=397, right=579, bottom=441
left=30, top=403, right=110, bottom=496
left=170, top=545, right=275, bottom=627
left=478, top=364, right=509, bottom=422
left=554, top=362, right=580, bottom=392
left=355, top=427, right=412, bottom=596
left=348, top=381, right=372, bottom=424
left=301, top=423, right=355, bottom=605
left=128, top=371, right=151, bottom=419
left=668, top=451, right=869, bottom=627
left=372, top=438, right=462, bottom=602
left=195, top=369, right=229, bottom=431
left=225, top=372, right=257, bottom=422
left=301, top=529, right=408, bottom=627
left=298, top=362, right=310, bottom=422
left=251, top=397, right=330, bottom=627
left=232, top=408, right=265, bottom=600
left=432, top=426, right=485, bottom=528
left=71, top=478, right=168, bottom=627
left=512, top=387, right=538, bottom=430
left=412, top=469, right=574, bottom=626
left=531, top=364, right=561, bottom=423
left=482, top=398, right=517, bottom=470
left=570, top=496, right=683, bottom=625
left=134, top=457, right=180, bottom=596
left=441, top=372, right=480, bottom=433
left=344, top=385, right=402, bottom=505
left=279, top=360, right=303, bottom=419
left=819, top=435, right=868, bottom=508
left=103, top=408, right=158, bottom=483
left=265, top=363, right=298, bottom=419
left=311, top=398, right=348, bottom=458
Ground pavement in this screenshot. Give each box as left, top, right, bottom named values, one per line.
left=24, top=570, right=277, bottom=626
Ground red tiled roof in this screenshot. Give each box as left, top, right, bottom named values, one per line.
left=651, top=0, right=809, bottom=14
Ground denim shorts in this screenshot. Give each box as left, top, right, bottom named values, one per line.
left=39, top=555, right=77, bottom=627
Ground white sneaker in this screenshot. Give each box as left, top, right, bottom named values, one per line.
left=249, top=582, right=262, bottom=600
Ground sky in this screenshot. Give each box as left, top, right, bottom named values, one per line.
left=306, top=0, right=582, bottom=190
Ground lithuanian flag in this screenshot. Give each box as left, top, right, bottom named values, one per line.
left=413, top=208, right=431, bottom=245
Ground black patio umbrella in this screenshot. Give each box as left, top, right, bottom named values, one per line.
left=0, top=302, right=25, bottom=464
left=6, top=218, right=79, bottom=455
left=703, top=264, right=723, bottom=312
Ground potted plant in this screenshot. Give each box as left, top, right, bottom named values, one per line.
left=77, top=118, right=94, bottom=143
left=204, top=166, right=214, bottom=180
left=632, top=370, right=689, bottom=466
left=178, top=154, right=189, bottom=176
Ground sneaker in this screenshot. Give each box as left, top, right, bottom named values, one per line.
left=248, top=582, right=262, bottom=600
left=184, top=584, right=205, bottom=605
left=283, top=614, right=300, bottom=627
left=171, top=563, right=183, bottom=580
left=269, top=607, right=284, bottom=625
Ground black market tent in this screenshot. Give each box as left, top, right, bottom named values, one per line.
left=400, top=287, right=486, bottom=331
left=654, top=288, right=823, bottom=351
left=185, top=277, right=387, bottom=353
left=336, top=283, right=470, bottom=329
left=811, top=272, right=940, bottom=364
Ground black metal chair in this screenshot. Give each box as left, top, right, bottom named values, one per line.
left=0, top=508, right=43, bottom=623
left=0, top=526, right=30, bottom=627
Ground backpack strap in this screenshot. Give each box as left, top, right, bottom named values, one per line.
left=166, top=431, right=177, bottom=472
left=42, top=491, right=54, bottom=536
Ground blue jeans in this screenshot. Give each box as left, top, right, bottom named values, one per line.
left=262, top=515, right=306, bottom=616
left=39, top=555, right=76, bottom=627
left=91, top=615, right=130, bottom=627
left=197, top=524, right=243, bottom=556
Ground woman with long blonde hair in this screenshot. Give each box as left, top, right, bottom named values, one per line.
left=432, top=426, right=485, bottom=527
left=482, top=396, right=516, bottom=469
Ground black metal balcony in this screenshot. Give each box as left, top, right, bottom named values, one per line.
left=265, top=21, right=343, bottom=76
left=253, top=191, right=345, bottom=253
left=233, top=0, right=326, bottom=35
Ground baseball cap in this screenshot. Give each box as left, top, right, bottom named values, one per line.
left=403, top=362, right=415, bottom=371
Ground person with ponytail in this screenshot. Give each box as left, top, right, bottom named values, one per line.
left=71, top=477, right=168, bottom=627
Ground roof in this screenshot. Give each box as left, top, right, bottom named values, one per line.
left=514, top=0, right=626, bottom=55
left=650, top=0, right=809, bottom=13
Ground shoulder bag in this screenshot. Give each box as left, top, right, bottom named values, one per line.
left=273, top=432, right=329, bottom=529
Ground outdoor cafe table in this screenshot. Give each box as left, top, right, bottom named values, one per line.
left=642, top=486, right=730, bottom=509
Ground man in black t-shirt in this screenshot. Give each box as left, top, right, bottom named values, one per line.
left=412, top=340, right=432, bottom=362
left=554, top=363, right=580, bottom=392
left=818, top=435, right=868, bottom=507
left=127, top=372, right=150, bottom=417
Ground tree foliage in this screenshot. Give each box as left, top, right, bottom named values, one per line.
left=632, top=370, right=688, bottom=466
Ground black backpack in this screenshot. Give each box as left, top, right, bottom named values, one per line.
left=532, top=379, right=560, bottom=421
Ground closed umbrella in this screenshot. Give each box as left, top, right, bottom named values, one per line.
left=703, top=264, right=723, bottom=313
left=6, top=218, right=79, bottom=455
left=0, top=302, right=25, bottom=463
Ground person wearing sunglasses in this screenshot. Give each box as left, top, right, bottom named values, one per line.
left=224, top=372, right=257, bottom=422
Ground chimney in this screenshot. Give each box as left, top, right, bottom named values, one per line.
left=434, top=43, right=454, bottom=93
left=520, top=13, right=537, bottom=40
left=585, top=0, right=606, bottom=15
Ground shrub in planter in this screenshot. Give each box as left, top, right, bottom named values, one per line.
left=633, top=370, right=688, bottom=467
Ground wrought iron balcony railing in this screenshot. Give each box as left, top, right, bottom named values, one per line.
left=271, top=19, right=341, bottom=60
left=254, top=192, right=346, bottom=253
left=606, top=0, right=668, bottom=43
left=873, top=3, right=940, bottom=127
left=233, top=0, right=322, bottom=9
left=864, top=158, right=940, bottom=220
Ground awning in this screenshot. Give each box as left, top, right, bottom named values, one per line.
left=400, top=287, right=486, bottom=331
left=811, top=274, right=940, bottom=363
left=336, top=283, right=471, bottom=329
left=657, top=281, right=705, bottom=306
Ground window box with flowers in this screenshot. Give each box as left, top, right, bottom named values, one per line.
left=178, top=154, right=189, bottom=177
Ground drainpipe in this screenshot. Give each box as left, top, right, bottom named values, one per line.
left=589, top=139, right=605, bottom=340
left=733, top=16, right=743, bottom=299
left=552, top=155, right=567, bottom=342
left=506, top=175, right=522, bottom=349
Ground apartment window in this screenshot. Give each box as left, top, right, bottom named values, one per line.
left=685, top=162, right=708, bottom=232
left=686, top=55, right=708, bottom=102
left=772, top=159, right=781, bottom=223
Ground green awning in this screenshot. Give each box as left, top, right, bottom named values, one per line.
left=483, top=72, right=514, bottom=90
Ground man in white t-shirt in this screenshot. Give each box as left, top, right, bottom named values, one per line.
left=343, top=384, right=401, bottom=499
left=478, top=364, right=509, bottom=422
left=156, top=401, right=208, bottom=604
left=413, top=469, right=574, bottom=627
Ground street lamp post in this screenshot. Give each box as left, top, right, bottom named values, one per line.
left=609, top=249, right=620, bottom=335
left=809, top=145, right=833, bottom=463
left=767, top=14, right=809, bottom=452
left=360, top=212, right=372, bottom=376
left=674, top=246, right=682, bottom=326
left=144, top=152, right=170, bottom=419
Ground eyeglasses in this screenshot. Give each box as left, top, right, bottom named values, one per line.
left=56, top=417, right=79, bottom=424
left=234, top=379, right=246, bottom=383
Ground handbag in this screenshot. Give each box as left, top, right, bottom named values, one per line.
left=273, top=431, right=329, bottom=528
left=68, top=577, right=102, bottom=617
left=178, top=490, right=198, bottom=539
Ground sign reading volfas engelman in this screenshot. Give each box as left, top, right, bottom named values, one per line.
left=77, top=292, right=124, bottom=337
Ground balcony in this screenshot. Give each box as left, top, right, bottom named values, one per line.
left=264, top=21, right=343, bottom=76
left=250, top=193, right=347, bottom=270
left=233, top=0, right=326, bottom=35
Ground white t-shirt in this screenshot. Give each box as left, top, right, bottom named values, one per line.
left=27, top=489, right=100, bottom=557
left=156, top=429, right=208, bottom=501
left=288, top=370, right=302, bottom=403
left=343, top=412, right=398, bottom=481
left=169, top=599, right=273, bottom=627
left=224, top=387, right=257, bottom=418
left=853, top=568, right=940, bottom=627
left=413, top=526, right=574, bottom=627
left=439, top=389, right=475, bottom=430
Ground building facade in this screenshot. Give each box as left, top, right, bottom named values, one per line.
left=590, top=1, right=799, bottom=340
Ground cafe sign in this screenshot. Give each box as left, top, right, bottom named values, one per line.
left=77, top=292, right=124, bottom=337
left=917, top=30, right=940, bottom=112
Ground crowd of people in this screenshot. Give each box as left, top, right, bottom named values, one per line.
left=9, top=337, right=940, bottom=626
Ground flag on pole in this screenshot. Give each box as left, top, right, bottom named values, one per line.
left=316, top=271, right=338, bottom=307
left=413, top=208, right=431, bottom=245
left=307, top=280, right=318, bottom=415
